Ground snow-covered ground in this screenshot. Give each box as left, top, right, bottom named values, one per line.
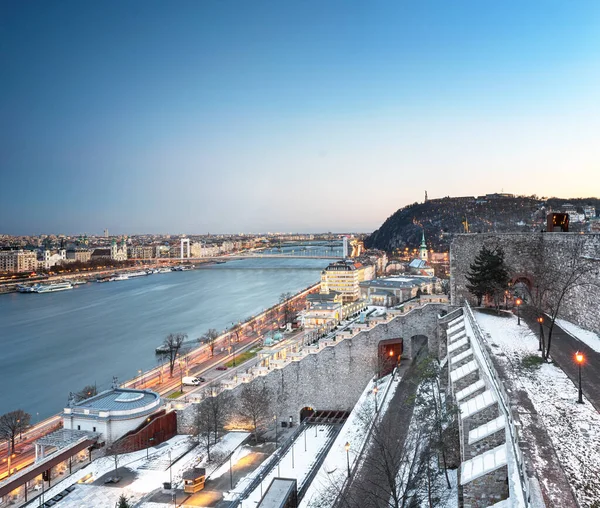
left=556, top=318, right=600, bottom=353
left=300, top=372, right=398, bottom=508
left=36, top=432, right=249, bottom=507
left=475, top=311, right=600, bottom=507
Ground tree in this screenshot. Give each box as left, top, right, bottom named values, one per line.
left=201, top=328, right=220, bottom=358
left=524, top=236, right=599, bottom=360
left=163, top=332, right=187, bottom=377
left=74, top=384, right=98, bottom=402
left=193, top=402, right=214, bottom=462
left=206, top=384, right=233, bottom=444
left=466, top=245, right=510, bottom=308
left=0, top=410, right=31, bottom=454
left=279, top=292, right=297, bottom=325
left=116, top=494, right=131, bottom=508
left=238, top=382, right=272, bottom=443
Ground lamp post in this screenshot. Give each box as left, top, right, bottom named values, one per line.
left=537, top=317, right=544, bottom=352
left=274, top=415, right=278, bottom=448
left=229, top=453, right=233, bottom=489
left=515, top=298, right=522, bottom=325
left=575, top=351, right=584, bottom=404
left=169, top=450, right=172, bottom=487
left=345, top=442, right=351, bottom=478
left=373, top=386, right=379, bottom=413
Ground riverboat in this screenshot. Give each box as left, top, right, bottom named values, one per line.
left=32, top=282, right=73, bottom=293
left=128, top=271, right=148, bottom=277
left=157, top=268, right=172, bottom=274
left=16, top=284, right=35, bottom=293
left=110, top=274, right=129, bottom=281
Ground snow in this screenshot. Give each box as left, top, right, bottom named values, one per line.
left=37, top=432, right=250, bottom=507
left=475, top=311, right=600, bottom=507
left=556, top=318, right=600, bottom=353
left=300, top=372, right=399, bottom=508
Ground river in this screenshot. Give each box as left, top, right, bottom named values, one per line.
left=0, top=252, right=339, bottom=420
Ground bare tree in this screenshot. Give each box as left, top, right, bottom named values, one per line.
left=201, top=328, right=220, bottom=358
left=525, top=237, right=599, bottom=360
left=163, top=332, right=187, bottom=377
left=279, top=292, right=297, bottom=325
left=74, top=384, right=98, bottom=402
left=193, top=402, right=214, bottom=462
left=205, top=384, right=233, bottom=444
left=238, top=382, right=272, bottom=443
left=0, top=410, right=31, bottom=455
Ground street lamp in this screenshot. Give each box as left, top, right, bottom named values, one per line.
left=373, top=386, right=379, bottom=413
left=537, top=317, right=544, bottom=351
left=515, top=298, right=522, bottom=325
left=273, top=415, right=278, bottom=447
left=345, top=442, right=351, bottom=478
left=575, top=351, right=584, bottom=404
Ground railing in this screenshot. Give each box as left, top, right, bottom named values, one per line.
left=463, top=301, right=535, bottom=507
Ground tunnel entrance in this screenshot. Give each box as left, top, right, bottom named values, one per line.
left=301, top=409, right=350, bottom=424
left=300, top=407, right=315, bottom=422
left=377, top=338, right=403, bottom=378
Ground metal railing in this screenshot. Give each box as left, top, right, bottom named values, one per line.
left=463, top=301, right=537, bottom=507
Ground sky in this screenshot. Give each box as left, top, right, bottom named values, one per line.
left=2, top=1, right=600, bottom=235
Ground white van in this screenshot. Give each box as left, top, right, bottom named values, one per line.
left=182, top=376, right=202, bottom=386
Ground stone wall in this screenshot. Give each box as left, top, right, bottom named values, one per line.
left=462, top=466, right=510, bottom=508
left=450, top=233, right=600, bottom=334
left=178, top=304, right=446, bottom=433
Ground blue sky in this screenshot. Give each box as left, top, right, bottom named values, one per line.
left=2, top=1, right=600, bottom=235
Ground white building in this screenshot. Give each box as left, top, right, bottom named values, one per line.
left=62, top=388, right=162, bottom=445
left=110, top=238, right=128, bottom=261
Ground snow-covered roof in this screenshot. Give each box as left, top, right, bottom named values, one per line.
left=450, top=359, right=478, bottom=382
left=455, top=379, right=486, bottom=402
left=460, top=444, right=508, bottom=484
left=469, top=415, right=506, bottom=444
left=459, top=390, right=496, bottom=419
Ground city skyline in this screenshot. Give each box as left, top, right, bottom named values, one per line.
left=2, top=1, right=600, bottom=235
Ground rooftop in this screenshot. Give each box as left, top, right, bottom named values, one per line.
left=66, top=388, right=160, bottom=413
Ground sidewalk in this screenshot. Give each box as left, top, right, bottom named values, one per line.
left=521, top=306, right=600, bottom=412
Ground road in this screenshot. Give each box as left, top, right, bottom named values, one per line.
left=522, top=307, right=600, bottom=412
left=0, top=294, right=310, bottom=480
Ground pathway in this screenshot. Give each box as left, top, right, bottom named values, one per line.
left=522, top=307, right=600, bottom=412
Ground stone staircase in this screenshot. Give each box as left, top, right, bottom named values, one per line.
left=445, top=313, right=511, bottom=507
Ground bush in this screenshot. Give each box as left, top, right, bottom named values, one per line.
left=521, top=355, right=544, bottom=369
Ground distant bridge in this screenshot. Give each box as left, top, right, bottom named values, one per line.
left=131, top=253, right=343, bottom=262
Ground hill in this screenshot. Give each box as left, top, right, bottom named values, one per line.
left=364, top=195, right=600, bottom=253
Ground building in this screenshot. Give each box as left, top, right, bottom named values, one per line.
left=257, top=477, right=298, bottom=508
left=419, top=231, right=428, bottom=261
left=583, top=205, right=597, bottom=219
left=110, top=238, right=128, bottom=261
left=320, top=260, right=375, bottom=303
left=359, top=275, right=442, bottom=307
left=0, top=249, right=38, bottom=273
left=62, top=388, right=162, bottom=445
left=303, top=302, right=342, bottom=328
left=129, top=245, right=155, bottom=259
left=408, top=258, right=435, bottom=277
left=66, top=248, right=92, bottom=263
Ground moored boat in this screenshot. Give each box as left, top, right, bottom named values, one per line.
left=32, top=282, right=73, bottom=293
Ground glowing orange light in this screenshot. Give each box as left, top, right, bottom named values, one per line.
left=575, top=351, right=584, bottom=364
left=345, top=442, right=350, bottom=452
left=516, top=298, right=522, bottom=306
left=389, top=350, right=394, bottom=357
left=537, top=317, right=543, bottom=324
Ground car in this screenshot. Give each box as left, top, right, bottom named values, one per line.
left=197, top=377, right=206, bottom=382
left=215, top=366, right=228, bottom=371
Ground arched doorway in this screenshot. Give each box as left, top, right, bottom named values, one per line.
left=300, top=407, right=315, bottom=422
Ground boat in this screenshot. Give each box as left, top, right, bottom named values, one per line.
left=128, top=270, right=148, bottom=277
left=32, top=282, right=73, bottom=293
left=16, top=284, right=35, bottom=293
left=157, top=268, right=172, bottom=274
left=110, top=274, right=129, bottom=281
left=71, top=280, right=87, bottom=285
left=96, top=277, right=112, bottom=283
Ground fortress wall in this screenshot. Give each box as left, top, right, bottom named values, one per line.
left=178, top=304, right=446, bottom=433
left=450, top=233, right=600, bottom=334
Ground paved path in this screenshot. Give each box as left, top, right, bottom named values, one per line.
left=522, top=307, right=600, bottom=412
left=341, top=338, right=428, bottom=508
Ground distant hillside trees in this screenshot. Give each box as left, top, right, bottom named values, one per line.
left=465, top=245, right=510, bottom=308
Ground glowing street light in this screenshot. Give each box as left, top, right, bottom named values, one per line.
left=575, top=351, right=585, bottom=404
left=515, top=298, right=522, bottom=325
left=537, top=316, right=544, bottom=351
left=345, top=442, right=351, bottom=478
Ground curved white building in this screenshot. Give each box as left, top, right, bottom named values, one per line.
left=62, top=388, right=162, bottom=445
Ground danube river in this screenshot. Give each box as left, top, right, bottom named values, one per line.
left=0, top=255, right=334, bottom=420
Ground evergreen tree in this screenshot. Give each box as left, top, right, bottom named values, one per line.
left=466, top=246, right=510, bottom=307
left=117, top=494, right=131, bottom=508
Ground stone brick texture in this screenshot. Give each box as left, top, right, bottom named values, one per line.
left=462, top=402, right=501, bottom=460
left=462, top=465, right=510, bottom=508
left=450, top=233, right=600, bottom=334
left=179, top=304, right=447, bottom=434
left=453, top=369, right=480, bottom=393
